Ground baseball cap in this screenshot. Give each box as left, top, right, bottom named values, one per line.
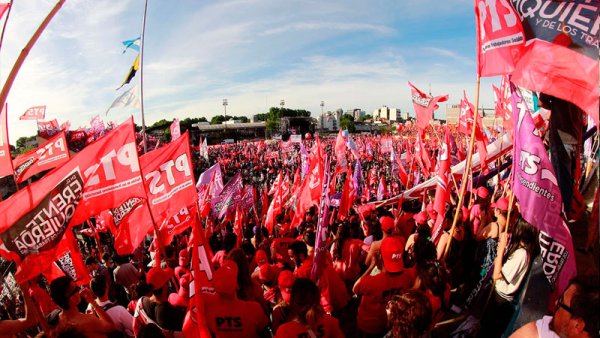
left=413, top=211, right=428, bottom=225
left=379, top=216, right=395, bottom=233
left=278, top=270, right=295, bottom=303
left=258, top=264, right=276, bottom=284
left=147, top=267, right=173, bottom=290
left=476, top=186, right=490, bottom=199
left=491, top=197, right=509, bottom=211
left=179, top=249, right=189, bottom=266
left=255, top=250, right=269, bottom=266
left=380, top=236, right=405, bottom=273
left=213, top=260, right=238, bottom=295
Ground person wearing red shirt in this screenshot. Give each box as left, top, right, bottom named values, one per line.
left=331, top=222, right=363, bottom=286
left=205, top=260, right=271, bottom=338
left=274, top=278, right=344, bottom=338
left=353, top=236, right=416, bottom=337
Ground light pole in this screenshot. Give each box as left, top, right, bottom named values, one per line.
left=223, top=98, right=228, bottom=130
left=280, top=99, right=285, bottom=110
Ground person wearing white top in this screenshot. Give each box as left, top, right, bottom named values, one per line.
left=88, top=274, right=135, bottom=337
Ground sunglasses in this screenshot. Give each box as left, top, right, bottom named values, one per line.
left=556, top=295, right=574, bottom=315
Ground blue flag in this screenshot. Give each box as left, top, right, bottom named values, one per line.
left=121, top=37, right=141, bottom=54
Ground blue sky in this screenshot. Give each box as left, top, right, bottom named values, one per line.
left=2, top=0, right=501, bottom=143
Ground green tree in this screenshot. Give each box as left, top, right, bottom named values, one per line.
left=339, top=114, right=356, bottom=133
left=15, top=135, right=37, bottom=155
left=210, top=115, right=226, bottom=125
left=358, top=114, right=372, bottom=122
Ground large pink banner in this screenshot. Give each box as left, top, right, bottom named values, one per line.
left=510, top=82, right=576, bottom=295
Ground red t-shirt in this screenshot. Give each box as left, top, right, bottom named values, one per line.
left=331, top=239, right=362, bottom=282
left=354, top=268, right=416, bottom=335
left=295, top=255, right=349, bottom=313
left=204, top=295, right=269, bottom=338
left=274, top=315, right=344, bottom=338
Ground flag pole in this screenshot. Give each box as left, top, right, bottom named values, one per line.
left=139, top=0, right=149, bottom=153
left=443, top=75, right=482, bottom=261
left=0, top=0, right=13, bottom=53
left=0, top=0, right=65, bottom=118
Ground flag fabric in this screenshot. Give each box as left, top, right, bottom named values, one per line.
left=0, top=118, right=145, bottom=282
left=338, top=167, right=354, bottom=221
left=493, top=75, right=513, bottom=134
left=200, top=138, right=209, bottom=160
left=334, top=129, right=348, bottom=172
left=121, top=37, right=141, bottom=53
left=118, top=54, right=140, bottom=90
left=431, top=127, right=451, bottom=242
left=197, top=163, right=224, bottom=199
left=409, top=82, right=449, bottom=131
left=510, top=81, right=576, bottom=295
left=0, top=3, right=9, bottom=22
left=265, top=174, right=286, bottom=233
left=460, top=91, right=489, bottom=172
left=377, top=176, right=387, bottom=201
left=475, top=0, right=525, bottom=77
left=43, top=235, right=90, bottom=286
left=310, top=155, right=331, bottom=281
left=37, top=119, right=60, bottom=137
left=414, top=133, right=431, bottom=177
left=182, top=216, right=213, bottom=338
left=510, top=0, right=599, bottom=127
left=19, top=106, right=46, bottom=120
left=290, top=137, right=324, bottom=229
left=170, top=118, right=181, bottom=141
left=352, top=160, right=362, bottom=198
left=106, top=84, right=140, bottom=114
left=13, top=131, right=70, bottom=183
left=211, top=173, right=243, bottom=219
left=0, top=104, right=12, bottom=179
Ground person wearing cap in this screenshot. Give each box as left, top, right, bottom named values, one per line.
left=270, top=228, right=297, bottom=270
left=470, top=186, right=492, bottom=235
left=353, top=236, right=417, bottom=337
left=271, top=270, right=296, bottom=333
left=257, top=264, right=281, bottom=309
left=365, top=215, right=397, bottom=272
left=274, top=278, right=344, bottom=338
left=404, top=211, right=429, bottom=255
left=204, top=260, right=270, bottom=338
left=133, top=266, right=185, bottom=336
left=174, top=249, right=190, bottom=280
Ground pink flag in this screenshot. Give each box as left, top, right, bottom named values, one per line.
left=0, top=3, right=9, bottom=22
left=0, top=104, right=13, bottom=179
left=19, top=106, right=46, bottom=120
left=510, top=82, right=576, bottom=295
left=211, top=173, right=243, bottom=219
left=475, top=0, right=525, bottom=77
left=13, top=131, right=70, bottom=183
left=511, top=0, right=599, bottom=127
left=37, top=119, right=60, bottom=138
left=170, top=118, right=181, bottom=141
left=409, top=82, right=449, bottom=131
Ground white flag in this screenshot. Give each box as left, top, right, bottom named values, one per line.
left=106, top=85, right=140, bottom=115
left=200, top=138, right=208, bottom=160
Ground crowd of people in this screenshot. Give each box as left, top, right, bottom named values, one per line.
left=0, top=123, right=598, bottom=338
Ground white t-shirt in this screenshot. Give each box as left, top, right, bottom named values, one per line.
left=536, top=316, right=560, bottom=338
left=87, top=299, right=135, bottom=337
left=495, top=247, right=529, bottom=301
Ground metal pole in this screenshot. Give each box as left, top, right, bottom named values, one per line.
left=139, top=0, right=149, bottom=153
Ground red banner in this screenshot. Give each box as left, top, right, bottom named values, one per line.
left=475, top=0, right=525, bottom=77
left=13, top=131, right=70, bottom=183
left=0, top=118, right=145, bottom=282
left=0, top=104, right=12, bottom=178
left=409, top=82, right=449, bottom=131
left=37, top=119, right=60, bottom=137
left=19, top=106, right=46, bottom=120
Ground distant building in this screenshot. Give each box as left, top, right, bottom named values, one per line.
left=445, top=104, right=496, bottom=127
left=345, top=108, right=365, bottom=120
left=372, top=105, right=401, bottom=123
left=320, top=111, right=338, bottom=131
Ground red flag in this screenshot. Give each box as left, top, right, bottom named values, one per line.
left=338, top=167, right=354, bottom=221
left=0, top=3, right=9, bottom=22
left=182, top=216, right=213, bottom=338
left=475, top=0, right=525, bottom=77
left=414, top=133, right=431, bottom=177
left=431, top=128, right=451, bottom=242
left=19, top=106, right=46, bottom=120
left=460, top=92, right=489, bottom=172
left=409, top=82, right=449, bottom=131
left=334, top=129, right=348, bottom=172
left=290, top=138, right=324, bottom=229
left=0, top=118, right=145, bottom=282
left=265, top=174, right=286, bottom=233
left=13, top=131, right=70, bottom=183
left=397, top=156, right=409, bottom=188
left=376, top=176, right=387, bottom=201
left=37, top=119, right=59, bottom=136
left=0, top=104, right=13, bottom=179
left=493, top=76, right=513, bottom=134
left=170, top=118, right=181, bottom=141
left=511, top=0, right=599, bottom=127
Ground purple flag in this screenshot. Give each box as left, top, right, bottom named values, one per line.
left=300, top=142, right=309, bottom=179
left=212, top=172, right=243, bottom=219
left=353, top=160, right=362, bottom=198
left=197, top=164, right=223, bottom=194
left=510, top=82, right=576, bottom=294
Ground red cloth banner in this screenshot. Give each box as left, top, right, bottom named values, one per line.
left=0, top=118, right=145, bottom=282
left=19, top=105, right=46, bottom=120
left=475, top=0, right=525, bottom=77
left=37, top=119, right=60, bottom=138
left=409, top=82, right=449, bottom=131
left=13, top=131, right=70, bottom=183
